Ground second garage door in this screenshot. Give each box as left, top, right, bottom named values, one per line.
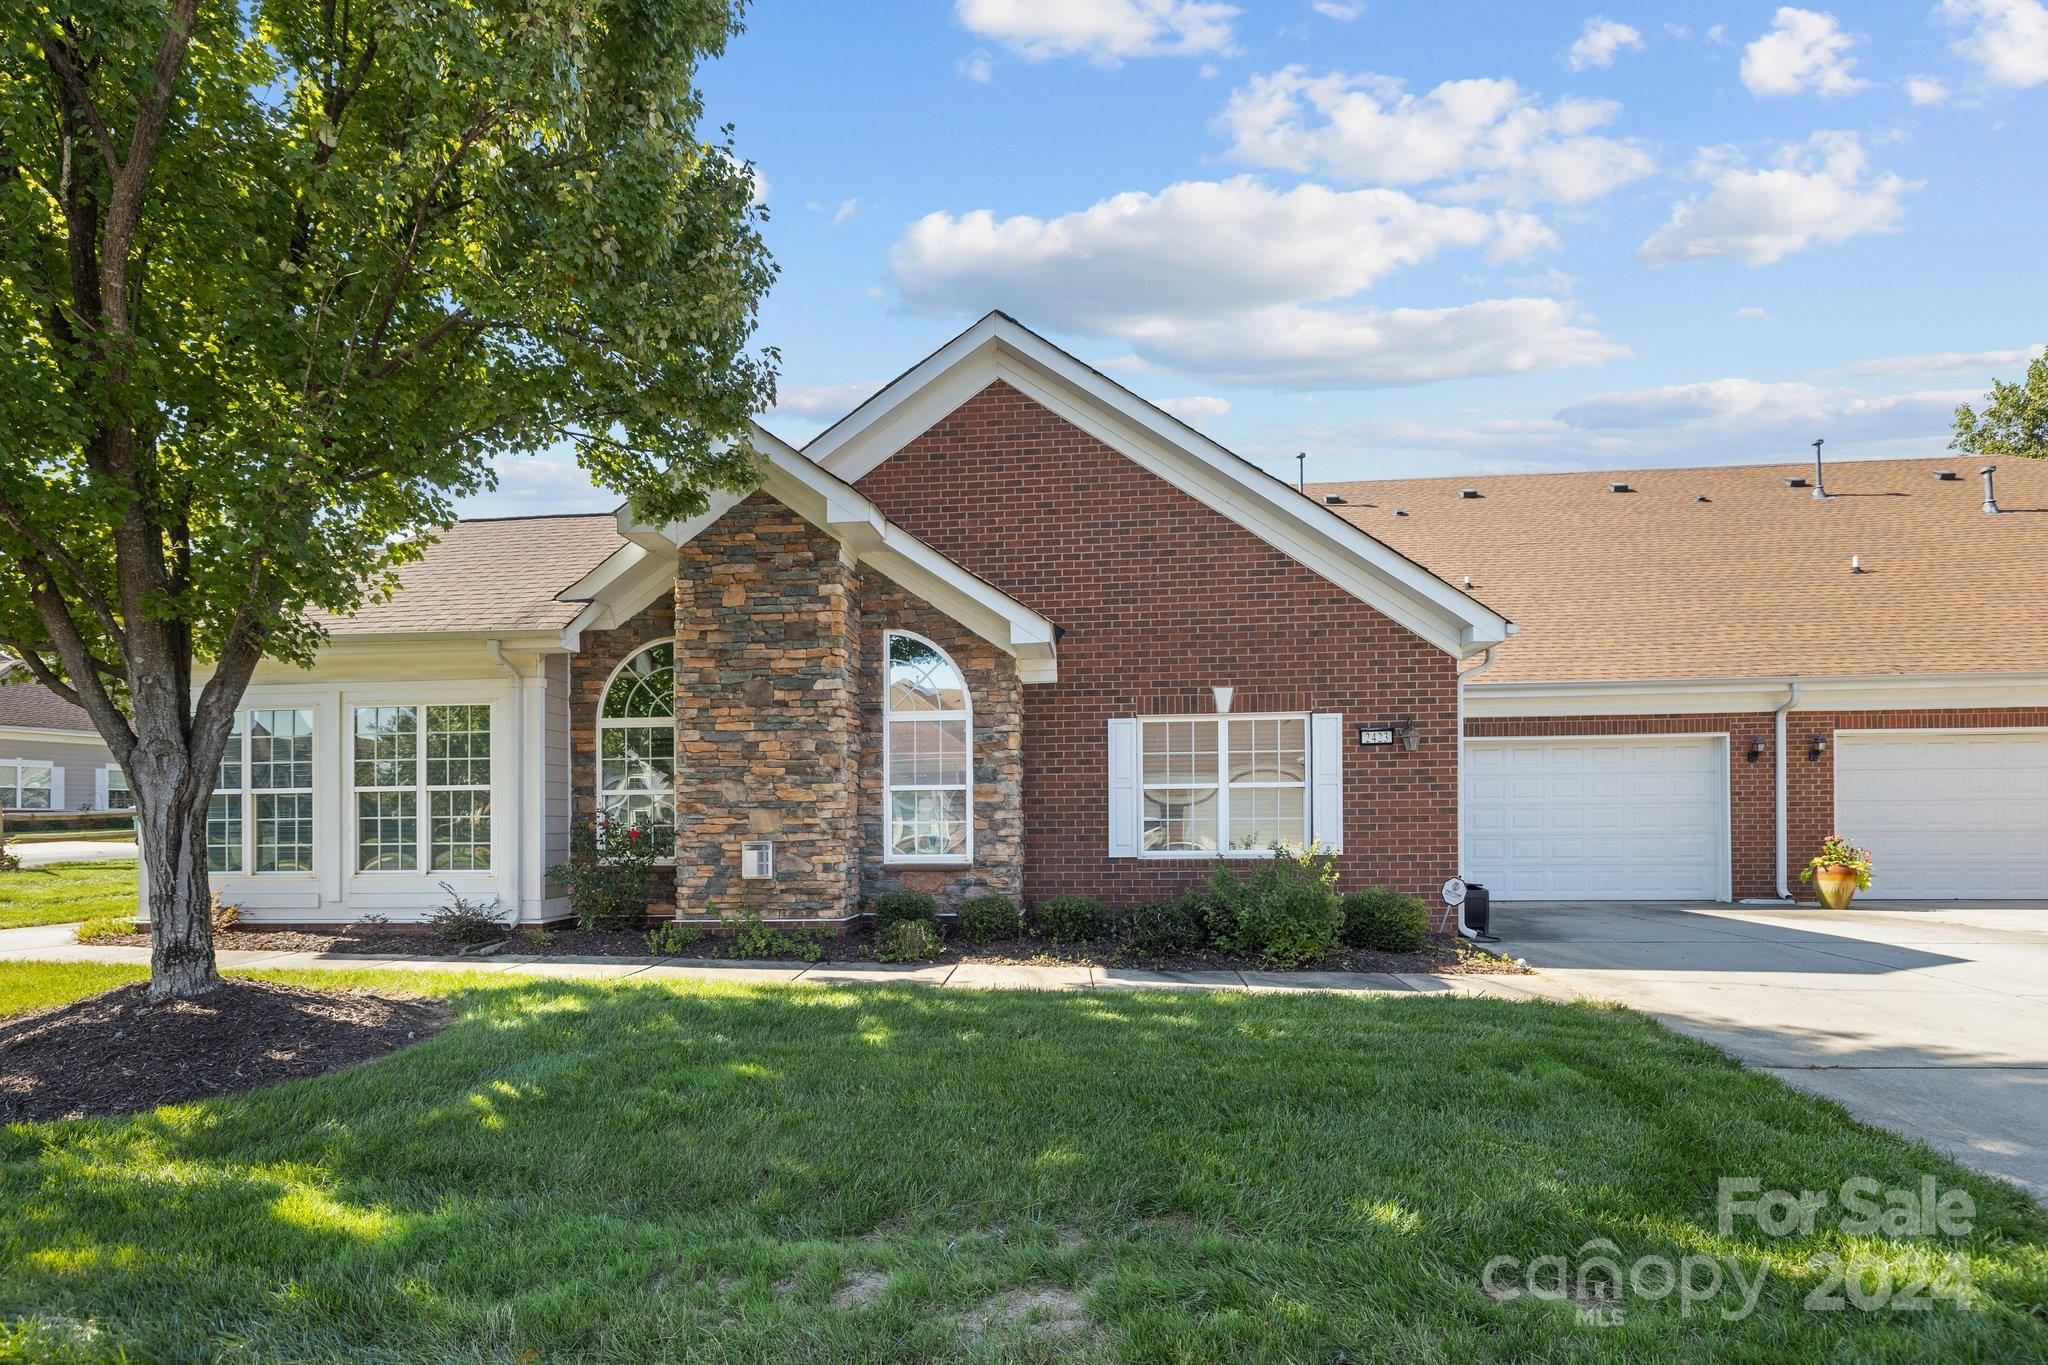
left=1464, top=737, right=1729, bottom=901
left=1835, top=731, right=2048, bottom=899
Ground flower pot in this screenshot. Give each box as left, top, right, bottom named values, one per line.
left=1813, top=865, right=1858, bottom=910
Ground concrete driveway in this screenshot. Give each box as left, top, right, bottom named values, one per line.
left=6, top=839, right=138, bottom=866
left=1492, top=901, right=2048, bottom=1198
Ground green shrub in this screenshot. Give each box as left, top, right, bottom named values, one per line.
left=1191, top=862, right=1257, bottom=954
left=548, top=817, right=662, bottom=930
left=955, top=894, right=1019, bottom=945
left=645, top=920, right=705, bottom=955
left=726, top=911, right=825, bottom=963
left=872, top=889, right=939, bottom=927
left=874, top=919, right=944, bottom=963
left=1200, top=848, right=1342, bottom=967
left=1340, top=887, right=1431, bottom=952
left=1116, top=899, right=1206, bottom=956
left=1027, top=894, right=1107, bottom=944
left=427, top=884, right=509, bottom=946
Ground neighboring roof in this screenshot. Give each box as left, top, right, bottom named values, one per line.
left=801, top=312, right=1512, bottom=658
left=0, top=670, right=92, bottom=732
left=589, top=423, right=1060, bottom=681
left=319, top=513, right=627, bottom=637
left=1310, top=457, right=2048, bottom=686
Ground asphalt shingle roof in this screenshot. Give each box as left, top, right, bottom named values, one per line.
left=317, top=513, right=627, bottom=637
left=1310, top=457, right=2048, bottom=685
left=0, top=674, right=92, bottom=732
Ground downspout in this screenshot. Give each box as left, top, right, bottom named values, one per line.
left=1773, top=680, right=1802, bottom=901
left=1456, top=646, right=1501, bottom=939
left=486, top=640, right=527, bottom=923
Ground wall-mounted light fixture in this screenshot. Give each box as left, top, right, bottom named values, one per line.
left=1746, top=735, right=1766, bottom=762
left=1809, top=733, right=1829, bottom=762
left=1212, top=686, right=1234, bottom=715
left=1399, top=722, right=1419, bottom=752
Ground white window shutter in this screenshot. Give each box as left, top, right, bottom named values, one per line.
left=1107, top=717, right=1139, bottom=857
left=93, top=767, right=108, bottom=810
left=1310, top=712, right=1344, bottom=854
left=49, top=767, right=66, bottom=812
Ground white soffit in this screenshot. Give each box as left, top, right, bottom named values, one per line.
left=802, top=312, right=1514, bottom=658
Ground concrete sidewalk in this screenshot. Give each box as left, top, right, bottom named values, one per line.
left=7, top=839, right=138, bottom=866
left=0, top=921, right=1559, bottom=1000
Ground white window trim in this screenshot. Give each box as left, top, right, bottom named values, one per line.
left=882, top=630, right=974, bottom=867
left=95, top=764, right=132, bottom=812
left=348, top=704, right=496, bottom=875
left=0, top=758, right=56, bottom=811
left=595, top=639, right=677, bottom=863
left=1135, top=713, right=1313, bottom=860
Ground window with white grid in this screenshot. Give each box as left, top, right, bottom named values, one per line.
left=1140, top=715, right=1308, bottom=856
left=884, top=632, right=971, bottom=863
left=249, top=709, right=314, bottom=873
left=208, top=715, right=244, bottom=873
left=0, top=760, right=53, bottom=810
left=350, top=703, right=492, bottom=872
left=598, top=641, right=675, bottom=854
left=426, top=705, right=491, bottom=871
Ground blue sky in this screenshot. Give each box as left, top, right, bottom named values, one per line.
left=467, top=1, right=2048, bottom=515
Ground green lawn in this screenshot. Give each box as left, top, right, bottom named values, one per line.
left=2, top=964, right=2044, bottom=1361
left=0, top=860, right=136, bottom=930
left=0, top=961, right=145, bottom=1019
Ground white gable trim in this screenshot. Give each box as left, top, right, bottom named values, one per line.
left=610, top=425, right=1058, bottom=682
left=802, top=313, right=1514, bottom=658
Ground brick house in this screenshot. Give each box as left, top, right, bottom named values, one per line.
left=168, top=314, right=2048, bottom=929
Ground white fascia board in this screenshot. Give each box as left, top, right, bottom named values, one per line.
left=805, top=314, right=1512, bottom=658
left=1467, top=670, right=2048, bottom=718
left=557, top=542, right=650, bottom=605
left=619, top=422, right=1059, bottom=679
left=558, top=548, right=676, bottom=651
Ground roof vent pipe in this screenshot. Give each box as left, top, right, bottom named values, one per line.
left=1811, top=438, right=1827, bottom=499
left=1981, top=465, right=2000, bottom=514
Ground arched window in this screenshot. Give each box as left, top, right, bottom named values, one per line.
left=598, top=641, right=675, bottom=849
left=884, top=631, right=971, bottom=863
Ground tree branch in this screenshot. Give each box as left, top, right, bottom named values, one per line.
left=39, top=33, right=119, bottom=178
left=100, top=0, right=200, bottom=337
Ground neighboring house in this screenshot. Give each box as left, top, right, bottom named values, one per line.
left=1313, top=458, right=2048, bottom=903
left=0, top=663, right=126, bottom=813
left=163, top=313, right=2048, bottom=929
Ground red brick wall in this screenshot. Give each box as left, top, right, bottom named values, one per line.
left=851, top=380, right=1462, bottom=919
left=1468, top=707, right=2048, bottom=901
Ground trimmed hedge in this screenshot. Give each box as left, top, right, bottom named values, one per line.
left=1027, top=894, right=1107, bottom=944
left=955, top=895, right=1019, bottom=945
left=871, top=890, right=938, bottom=927
left=1116, top=900, right=1207, bottom=956
left=1340, top=887, right=1431, bottom=952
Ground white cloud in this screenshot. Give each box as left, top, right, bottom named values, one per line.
left=1568, top=18, right=1644, bottom=71
left=770, top=380, right=880, bottom=422
left=958, top=48, right=994, bottom=83
left=1115, top=298, right=1626, bottom=390
left=1157, top=394, right=1232, bottom=419
left=806, top=198, right=862, bottom=225
left=1835, top=345, right=2044, bottom=377
left=1904, top=75, right=1949, bottom=105
left=954, top=0, right=1237, bottom=64
left=1638, top=132, right=1918, bottom=266
left=1942, top=0, right=2048, bottom=88
left=1741, top=8, right=1870, bottom=97
left=1313, top=1, right=1364, bottom=18
left=1217, top=67, right=1654, bottom=205
left=1735, top=306, right=1775, bottom=321
left=891, top=177, right=1520, bottom=329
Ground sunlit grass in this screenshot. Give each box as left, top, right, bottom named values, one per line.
left=0, top=965, right=2042, bottom=1361
left=0, top=861, right=136, bottom=930
left=0, top=962, right=146, bottom=1018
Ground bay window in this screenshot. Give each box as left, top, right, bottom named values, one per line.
left=884, top=632, right=971, bottom=863
left=208, top=709, right=313, bottom=874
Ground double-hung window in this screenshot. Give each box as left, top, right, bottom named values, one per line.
left=352, top=704, right=493, bottom=872
left=0, top=760, right=54, bottom=810
left=100, top=765, right=133, bottom=811
left=1109, top=713, right=1342, bottom=858
left=883, top=632, right=971, bottom=863
left=207, top=708, right=314, bottom=875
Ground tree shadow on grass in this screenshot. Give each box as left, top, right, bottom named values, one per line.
left=3, top=978, right=2046, bottom=1360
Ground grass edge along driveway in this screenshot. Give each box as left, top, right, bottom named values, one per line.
left=0, top=861, right=136, bottom=930
left=2, top=964, right=2044, bottom=1362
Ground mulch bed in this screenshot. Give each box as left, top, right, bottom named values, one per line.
left=88, top=923, right=1525, bottom=973
left=0, top=979, right=448, bottom=1122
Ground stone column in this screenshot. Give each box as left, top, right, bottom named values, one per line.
left=672, top=492, right=861, bottom=924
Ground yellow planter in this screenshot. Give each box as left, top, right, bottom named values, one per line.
left=1813, top=865, right=1859, bottom=910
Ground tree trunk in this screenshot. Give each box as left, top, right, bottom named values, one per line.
left=137, top=780, right=220, bottom=1001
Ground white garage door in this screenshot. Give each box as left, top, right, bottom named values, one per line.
left=1835, top=731, right=2048, bottom=899
left=1464, top=737, right=1728, bottom=901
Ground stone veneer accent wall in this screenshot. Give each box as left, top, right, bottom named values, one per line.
left=855, top=576, right=1025, bottom=912
left=672, top=492, right=862, bottom=923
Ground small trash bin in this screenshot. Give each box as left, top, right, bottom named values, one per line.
left=1463, top=883, right=1490, bottom=935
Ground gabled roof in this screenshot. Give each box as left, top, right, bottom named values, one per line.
left=0, top=664, right=92, bottom=733
left=1312, top=457, right=2048, bottom=685
left=318, top=514, right=627, bottom=637
left=802, top=312, right=1513, bottom=658
left=567, top=423, right=1059, bottom=682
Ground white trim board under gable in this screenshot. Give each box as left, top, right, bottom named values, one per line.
left=601, top=423, right=1059, bottom=682
left=802, top=312, right=1514, bottom=659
